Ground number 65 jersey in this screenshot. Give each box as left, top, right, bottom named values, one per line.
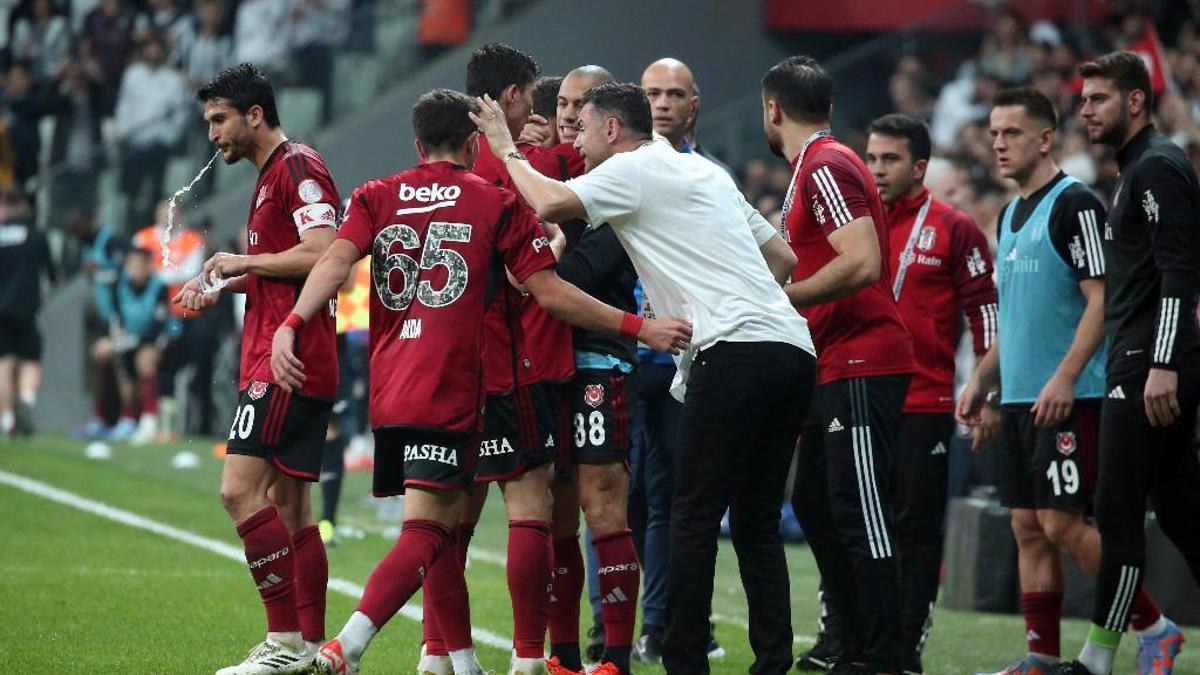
left=336, top=160, right=557, bottom=434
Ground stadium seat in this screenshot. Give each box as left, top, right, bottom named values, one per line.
left=276, top=87, right=326, bottom=138
left=332, top=54, right=383, bottom=119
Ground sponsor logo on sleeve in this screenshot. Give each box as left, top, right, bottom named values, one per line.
left=531, top=235, right=551, bottom=253
left=966, top=246, right=988, bottom=277
left=811, top=193, right=826, bottom=225
left=1142, top=189, right=1159, bottom=224
left=293, top=203, right=337, bottom=232
left=1069, top=236, right=1086, bottom=269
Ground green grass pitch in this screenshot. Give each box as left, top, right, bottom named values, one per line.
left=0, top=436, right=1190, bottom=674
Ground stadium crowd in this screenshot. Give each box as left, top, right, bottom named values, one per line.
left=2, top=3, right=1200, bottom=675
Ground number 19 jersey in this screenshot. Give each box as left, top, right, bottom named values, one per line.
left=336, top=161, right=557, bottom=433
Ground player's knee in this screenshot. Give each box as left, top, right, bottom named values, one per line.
left=1038, top=510, right=1087, bottom=549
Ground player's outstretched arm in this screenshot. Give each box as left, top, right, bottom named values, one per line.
left=523, top=269, right=692, bottom=354
left=271, top=238, right=361, bottom=392
left=783, top=215, right=881, bottom=308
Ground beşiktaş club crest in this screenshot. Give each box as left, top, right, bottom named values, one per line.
left=1056, top=431, right=1077, bottom=457
left=248, top=381, right=269, bottom=400
left=917, top=226, right=937, bottom=251
left=256, top=185, right=269, bottom=210
left=584, top=384, right=605, bottom=409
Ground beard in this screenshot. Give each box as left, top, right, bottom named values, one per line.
left=1093, top=103, right=1131, bottom=148
left=765, top=127, right=785, bottom=159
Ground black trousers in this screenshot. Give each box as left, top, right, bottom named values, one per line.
left=662, top=341, right=815, bottom=675
left=1092, top=358, right=1200, bottom=632
left=792, top=375, right=910, bottom=672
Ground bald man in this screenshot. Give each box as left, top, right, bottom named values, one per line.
left=557, top=65, right=614, bottom=146
left=641, top=58, right=698, bottom=150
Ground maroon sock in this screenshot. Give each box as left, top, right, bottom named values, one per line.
left=1021, top=591, right=1062, bottom=657
left=593, top=529, right=639, bottom=648
left=508, top=520, right=552, bottom=658
left=292, top=524, right=328, bottom=642
left=93, top=400, right=106, bottom=420
left=138, top=376, right=158, bottom=415
left=549, top=535, right=584, bottom=645
left=121, top=402, right=137, bottom=419
left=424, top=526, right=473, bottom=651
left=422, top=591, right=447, bottom=656
left=237, top=506, right=300, bottom=633
left=1129, top=588, right=1163, bottom=631
left=423, top=523, right=476, bottom=655
left=357, top=520, right=451, bottom=629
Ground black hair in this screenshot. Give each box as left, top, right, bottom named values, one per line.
left=761, top=55, right=833, bottom=124
left=532, top=76, right=563, bottom=119
left=992, top=86, right=1059, bottom=129
left=412, top=89, right=479, bottom=151
left=580, top=83, right=652, bottom=140
left=867, top=113, right=932, bottom=161
left=465, top=42, right=540, bottom=99
left=196, top=63, right=281, bottom=128
left=1079, top=50, right=1154, bottom=114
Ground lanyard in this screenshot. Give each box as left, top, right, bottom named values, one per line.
left=779, top=129, right=833, bottom=237
left=891, top=194, right=934, bottom=301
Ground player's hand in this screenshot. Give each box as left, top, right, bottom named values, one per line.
left=270, top=325, right=306, bottom=392
left=172, top=276, right=218, bottom=313
left=956, top=376, right=985, bottom=425
left=468, top=94, right=517, bottom=158
left=203, top=252, right=250, bottom=280
left=519, top=114, right=552, bottom=147
left=639, top=317, right=693, bottom=355
left=1144, top=367, right=1181, bottom=427
left=1031, top=370, right=1075, bottom=427
left=971, top=404, right=1001, bottom=453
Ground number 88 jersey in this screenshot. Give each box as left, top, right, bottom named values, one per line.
left=336, top=161, right=556, bottom=434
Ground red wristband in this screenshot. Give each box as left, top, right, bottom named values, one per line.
left=620, top=312, right=644, bottom=339
left=283, top=313, right=305, bottom=331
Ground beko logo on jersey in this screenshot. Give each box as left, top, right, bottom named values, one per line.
left=398, top=182, right=461, bottom=202
left=404, top=443, right=459, bottom=466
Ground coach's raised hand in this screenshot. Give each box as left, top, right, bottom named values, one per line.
left=270, top=313, right=307, bottom=392
left=469, top=94, right=517, bottom=158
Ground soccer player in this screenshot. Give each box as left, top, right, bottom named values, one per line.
left=843, top=113, right=996, bottom=673
left=958, top=86, right=1170, bottom=675
left=1054, top=51, right=1200, bottom=675
left=472, top=81, right=815, bottom=675
left=268, top=88, right=690, bottom=675
left=173, top=64, right=339, bottom=675
left=761, top=55, right=916, bottom=675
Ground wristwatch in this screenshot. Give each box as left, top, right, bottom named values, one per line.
left=984, top=389, right=1001, bottom=409
left=502, top=149, right=527, bottom=165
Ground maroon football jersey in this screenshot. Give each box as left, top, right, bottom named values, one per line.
left=241, top=140, right=340, bottom=400
left=783, top=135, right=915, bottom=384
left=336, top=161, right=556, bottom=432
left=474, top=136, right=578, bottom=384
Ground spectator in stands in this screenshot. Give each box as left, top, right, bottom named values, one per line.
left=979, top=8, right=1034, bottom=83
left=932, top=67, right=1003, bottom=151
left=46, top=57, right=105, bottom=220
left=889, top=71, right=934, bottom=123
left=12, top=0, right=71, bottom=83
left=142, top=0, right=197, bottom=68
left=89, top=246, right=169, bottom=442
left=81, top=0, right=143, bottom=115
left=183, top=0, right=233, bottom=89
left=235, top=0, right=292, bottom=80
left=293, top=0, right=350, bottom=123
left=114, top=34, right=189, bottom=229
left=0, top=188, right=56, bottom=438
left=3, top=61, right=44, bottom=189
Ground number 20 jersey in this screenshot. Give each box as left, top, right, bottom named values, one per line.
left=336, top=161, right=557, bottom=433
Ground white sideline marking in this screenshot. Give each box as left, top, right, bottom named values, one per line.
left=0, top=468, right=513, bottom=651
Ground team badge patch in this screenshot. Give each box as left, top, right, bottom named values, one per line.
left=298, top=178, right=324, bottom=204
left=1056, top=431, right=1076, bottom=457
left=917, top=226, right=937, bottom=251
left=584, top=384, right=605, bottom=409
left=256, top=185, right=269, bottom=210
left=248, top=381, right=269, bottom=400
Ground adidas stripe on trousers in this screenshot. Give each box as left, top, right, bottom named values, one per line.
left=792, top=375, right=910, bottom=673
left=1091, top=356, right=1200, bottom=633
